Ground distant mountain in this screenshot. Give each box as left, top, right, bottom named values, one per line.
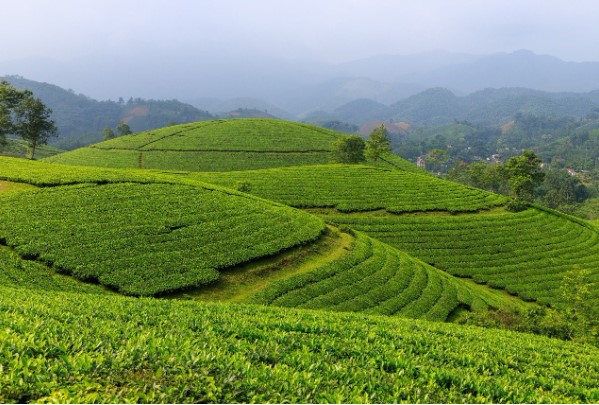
left=187, top=97, right=295, bottom=119
left=5, top=50, right=599, bottom=120
left=407, top=50, right=599, bottom=94
left=312, top=87, right=599, bottom=127
left=2, top=75, right=214, bottom=149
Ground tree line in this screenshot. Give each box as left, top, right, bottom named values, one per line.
left=0, top=81, right=56, bottom=159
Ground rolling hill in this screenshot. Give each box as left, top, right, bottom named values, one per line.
left=191, top=161, right=599, bottom=309
left=0, top=156, right=519, bottom=319
left=45, top=118, right=419, bottom=172
left=1, top=75, right=214, bottom=149
left=2, top=117, right=598, bottom=402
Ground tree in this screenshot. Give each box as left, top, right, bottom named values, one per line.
left=542, top=169, right=588, bottom=208
left=332, top=135, right=366, bottom=164
left=424, top=148, right=448, bottom=173
left=116, top=121, right=132, bottom=136
left=12, top=91, right=57, bottom=159
left=365, top=124, right=392, bottom=163
left=0, top=81, right=25, bottom=148
left=503, top=150, right=545, bottom=199
left=103, top=126, right=116, bottom=141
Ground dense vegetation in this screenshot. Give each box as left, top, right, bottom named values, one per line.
left=324, top=207, right=599, bottom=307
left=0, top=160, right=324, bottom=296
left=193, top=164, right=507, bottom=213
left=2, top=113, right=599, bottom=402
left=2, top=285, right=598, bottom=403
left=249, top=231, right=525, bottom=321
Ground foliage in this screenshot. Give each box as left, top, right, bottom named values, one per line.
left=323, top=208, right=599, bottom=308
left=249, top=231, right=525, bottom=321
left=116, top=121, right=132, bottom=136
left=504, top=150, right=545, bottom=199
left=102, top=126, right=116, bottom=141
left=0, top=164, right=325, bottom=296
left=0, top=80, right=57, bottom=159
left=365, top=124, right=392, bottom=163
left=0, top=81, right=23, bottom=145
left=331, top=135, right=366, bottom=164
left=193, top=164, right=507, bottom=214
left=2, top=285, right=598, bottom=403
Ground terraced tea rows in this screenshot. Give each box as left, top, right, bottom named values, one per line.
left=45, top=119, right=378, bottom=172
left=249, top=232, right=525, bottom=321
left=324, top=208, right=599, bottom=307
left=98, top=119, right=341, bottom=151
left=193, top=164, right=507, bottom=213
left=0, top=246, right=109, bottom=295
left=0, top=182, right=325, bottom=296
left=2, top=285, right=598, bottom=403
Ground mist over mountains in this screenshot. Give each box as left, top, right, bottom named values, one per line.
left=4, top=49, right=599, bottom=148
left=4, top=49, right=599, bottom=118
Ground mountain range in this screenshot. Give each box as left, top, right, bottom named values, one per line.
left=4, top=49, right=599, bottom=117
left=4, top=49, right=599, bottom=148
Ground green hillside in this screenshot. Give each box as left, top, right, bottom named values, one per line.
left=326, top=207, right=599, bottom=307
left=44, top=118, right=419, bottom=172
left=2, top=285, right=598, bottom=403
left=2, top=129, right=599, bottom=403
left=193, top=164, right=506, bottom=213
left=0, top=157, right=517, bottom=319
left=0, top=138, right=63, bottom=160
left=0, top=159, right=324, bottom=296
left=247, top=231, right=526, bottom=321
left=193, top=164, right=599, bottom=309
left=2, top=75, right=214, bottom=149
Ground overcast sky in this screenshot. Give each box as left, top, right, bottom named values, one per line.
left=2, top=0, right=599, bottom=64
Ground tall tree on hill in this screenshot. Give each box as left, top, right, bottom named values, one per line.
left=13, top=94, right=57, bottom=159
left=116, top=121, right=132, bottom=136
left=1, top=81, right=57, bottom=158
left=103, top=126, right=116, bottom=141
left=365, top=124, right=392, bottom=163
left=332, top=135, right=366, bottom=164
left=504, top=150, right=545, bottom=200
left=0, top=81, right=23, bottom=148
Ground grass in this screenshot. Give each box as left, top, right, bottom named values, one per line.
left=0, top=138, right=63, bottom=160
left=0, top=180, right=37, bottom=193
left=177, top=226, right=353, bottom=303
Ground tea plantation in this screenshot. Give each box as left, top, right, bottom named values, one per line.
left=2, top=285, right=598, bottom=403
left=193, top=164, right=507, bottom=213
left=45, top=118, right=418, bottom=172
left=1, top=117, right=599, bottom=403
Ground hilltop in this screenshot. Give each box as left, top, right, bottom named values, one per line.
left=45, top=118, right=418, bottom=172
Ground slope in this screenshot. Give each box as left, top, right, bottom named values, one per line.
left=2, top=284, right=598, bottom=403
left=193, top=164, right=599, bottom=308
left=0, top=157, right=520, bottom=321
left=44, top=118, right=420, bottom=172
left=0, top=157, right=325, bottom=296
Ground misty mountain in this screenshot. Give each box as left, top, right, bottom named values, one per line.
left=313, top=87, right=599, bottom=127
left=406, top=50, right=599, bottom=94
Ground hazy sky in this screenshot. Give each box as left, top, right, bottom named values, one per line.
left=2, top=0, right=599, bottom=64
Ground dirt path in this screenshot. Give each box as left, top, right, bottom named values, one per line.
left=173, top=226, right=354, bottom=303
